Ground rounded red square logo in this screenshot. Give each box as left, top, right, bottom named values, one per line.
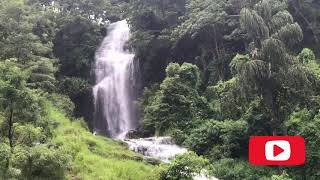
left=249, top=136, right=305, bottom=166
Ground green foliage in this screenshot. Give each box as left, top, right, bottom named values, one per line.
left=139, top=84, right=161, bottom=136
left=141, top=63, right=212, bottom=138
left=47, top=93, right=75, bottom=117
left=0, top=60, right=47, bottom=143
left=179, top=63, right=201, bottom=88
left=0, top=143, right=10, bottom=177
left=298, top=48, right=320, bottom=81
left=205, top=78, right=246, bottom=119
left=171, top=0, right=243, bottom=85
left=271, top=172, right=293, bottom=180
left=289, top=0, right=320, bottom=56
left=273, top=23, right=303, bottom=48
left=241, top=97, right=274, bottom=135
left=237, top=0, right=315, bottom=135
left=230, top=54, right=250, bottom=75
left=166, top=63, right=180, bottom=77
left=125, top=0, right=187, bottom=86
left=129, top=0, right=186, bottom=31
left=284, top=109, right=320, bottom=179
left=0, top=0, right=53, bottom=63
left=129, top=0, right=245, bottom=86
left=211, top=158, right=276, bottom=180
left=0, top=0, right=320, bottom=179
left=298, top=48, right=316, bottom=64
left=59, top=77, right=90, bottom=99
left=240, top=8, right=269, bottom=43
left=0, top=60, right=71, bottom=179
left=162, top=152, right=209, bottom=180
left=27, top=59, right=58, bottom=92
left=29, top=0, right=123, bottom=21
left=270, top=10, right=294, bottom=33
left=11, top=145, right=71, bottom=180
left=184, top=120, right=248, bottom=160
left=53, top=16, right=103, bottom=79
left=172, top=0, right=228, bottom=41
left=13, top=124, right=43, bottom=146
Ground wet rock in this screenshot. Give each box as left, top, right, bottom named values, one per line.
left=143, top=158, right=162, bottom=165
left=125, top=130, right=141, bottom=139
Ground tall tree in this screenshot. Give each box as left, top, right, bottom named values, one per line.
left=171, top=0, right=246, bottom=86
left=0, top=0, right=52, bottom=64
left=234, top=0, right=316, bottom=135
left=0, top=60, right=45, bottom=149
left=128, top=0, right=187, bottom=87
left=142, top=63, right=212, bottom=139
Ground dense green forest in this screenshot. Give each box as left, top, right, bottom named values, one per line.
left=0, top=0, right=320, bottom=179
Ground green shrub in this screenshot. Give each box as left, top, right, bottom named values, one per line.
left=47, top=93, right=75, bottom=116
left=272, top=172, right=293, bottom=180
left=298, top=48, right=316, bottom=64
left=0, top=143, right=10, bottom=177
left=162, top=152, right=210, bottom=180
left=184, top=119, right=248, bottom=159
left=210, top=158, right=276, bottom=180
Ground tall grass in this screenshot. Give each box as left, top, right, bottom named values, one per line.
left=47, top=105, right=161, bottom=180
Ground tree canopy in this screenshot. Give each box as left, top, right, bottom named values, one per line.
left=1, top=0, right=320, bottom=179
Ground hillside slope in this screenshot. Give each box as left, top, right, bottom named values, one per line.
left=48, top=106, right=161, bottom=180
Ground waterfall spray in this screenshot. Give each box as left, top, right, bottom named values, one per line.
left=93, top=20, right=138, bottom=139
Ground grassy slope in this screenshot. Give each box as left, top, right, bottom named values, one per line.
left=48, top=106, right=161, bottom=180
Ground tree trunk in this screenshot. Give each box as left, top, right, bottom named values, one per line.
left=263, top=79, right=279, bottom=136
left=8, top=107, right=14, bottom=150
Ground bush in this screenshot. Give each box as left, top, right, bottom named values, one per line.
left=0, top=143, right=10, bottom=177
left=298, top=48, right=316, bottom=64
left=12, top=145, right=71, bottom=180
left=271, top=172, right=293, bottom=180
left=162, top=152, right=210, bottom=180
left=59, top=77, right=90, bottom=99
left=210, top=158, right=276, bottom=180
left=141, top=63, right=212, bottom=137
left=284, top=109, right=320, bottom=179
left=184, top=120, right=248, bottom=159
left=48, top=93, right=75, bottom=116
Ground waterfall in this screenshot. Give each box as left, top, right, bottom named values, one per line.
left=93, top=20, right=138, bottom=139
left=92, top=20, right=188, bottom=162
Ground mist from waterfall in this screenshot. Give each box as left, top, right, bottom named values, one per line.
left=93, top=20, right=137, bottom=139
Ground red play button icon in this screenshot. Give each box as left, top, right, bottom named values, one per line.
left=274, top=145, right=284, bottom=157
left=249, top=136, right=305, bottom=166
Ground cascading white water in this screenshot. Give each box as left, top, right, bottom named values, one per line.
left=92, top=20, right=218, bottom=180
left=93, top=20, right=137, bottom=139
left=125, top=137, right=188, bottom=163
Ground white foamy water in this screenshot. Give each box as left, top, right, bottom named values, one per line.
left=124, top=137, right=188, bottom=163
left=93, top=20, right=137, bottom=139
left=125, top=137, right=218, bottom=180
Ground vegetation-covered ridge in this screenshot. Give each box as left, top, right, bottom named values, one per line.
left=49, top=103, right=161, bottom=180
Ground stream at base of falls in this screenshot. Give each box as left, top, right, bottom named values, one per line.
left=124, top=136, right=187, bottom=163
left=123, top=136, right=218, bottom=180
